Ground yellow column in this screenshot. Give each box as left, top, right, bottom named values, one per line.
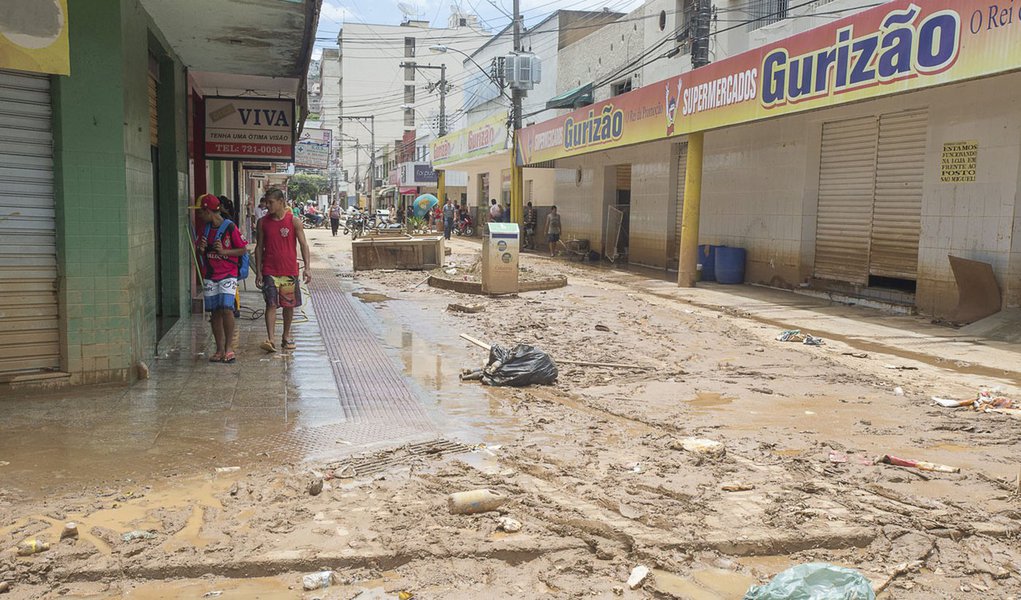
left=437, top=169, right=446, bottom=204
left=678, top=131, right=704, bottom=287
left=510, top=136, right=523, bottom=224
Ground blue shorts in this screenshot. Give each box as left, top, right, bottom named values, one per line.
left=203, top=278, right=238, bottom=312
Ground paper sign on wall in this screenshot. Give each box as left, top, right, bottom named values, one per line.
left=940, top=141, right=978, bottom=183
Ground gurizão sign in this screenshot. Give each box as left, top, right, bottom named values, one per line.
left=518, top=0, right=1021, bottom=165
left=430, top=112, right=508, bottom=168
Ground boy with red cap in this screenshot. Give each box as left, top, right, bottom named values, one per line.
left=194, top=194, right=247, bottom=363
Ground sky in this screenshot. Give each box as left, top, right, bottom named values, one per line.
left=312, top=0, right=645, bottom=59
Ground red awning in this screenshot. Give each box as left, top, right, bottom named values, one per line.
left=399, top=187, right=417, bottom=195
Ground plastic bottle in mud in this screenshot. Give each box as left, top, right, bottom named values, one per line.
left=17, top=540, right=50, bottom=556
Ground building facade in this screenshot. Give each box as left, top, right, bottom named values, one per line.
left=517, top=0, right=1021, bottom=317
left=0, top=0, right=319, bottom=387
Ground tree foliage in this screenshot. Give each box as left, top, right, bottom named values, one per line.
left=288, top=173, right=328, bottom=202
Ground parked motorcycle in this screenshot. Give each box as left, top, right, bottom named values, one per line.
left=454, top=213, right=475, bottom=237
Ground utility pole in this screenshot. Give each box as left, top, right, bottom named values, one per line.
left=402, top=62, right=448, bottom=136
left=340, top=115, right=375, bottom=211
left=509, top=0, right=524, bottom=226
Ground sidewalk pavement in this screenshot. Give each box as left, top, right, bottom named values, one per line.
left=0, top=268, right=439, bottom=497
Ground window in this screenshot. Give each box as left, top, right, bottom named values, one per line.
left=404, top=85, right=415, bottom=104
left=747, top=0, right=790, bottom=31
left=611, top=79, right=633, bottom=96
left=459, top=18, right=467, bottom=26
left=404, top=107, right=415, bottom=127
left=404, top=37, right=415, bottom=58
left=404, top=64, right=415, bottom=81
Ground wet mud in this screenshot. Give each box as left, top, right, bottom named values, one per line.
left=2, top=230, right=1021, bottom=598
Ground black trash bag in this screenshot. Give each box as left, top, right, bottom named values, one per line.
left=481, top=343, right=558, bottom=387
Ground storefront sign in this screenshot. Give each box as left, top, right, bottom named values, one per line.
left=940, top=141, right=978, bottom=182
left=518, top=0, right=1021, bottom=165
left=295, top=127, right=331, bottom=169
left=204, top=96, right=296, bottom=162
left=0, top=0, right=70, bottom=75
left=431, top=112, right=508, bottom=168
left=400, top=162, right=437, bottom=186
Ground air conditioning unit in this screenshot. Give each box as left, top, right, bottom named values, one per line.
left=503, top=53, right=541, bottom=91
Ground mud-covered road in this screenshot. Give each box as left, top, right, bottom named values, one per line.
left=2, top=230, right=1020, bottom=599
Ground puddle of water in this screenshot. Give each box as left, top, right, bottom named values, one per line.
left=652, top=568, right=756, bottom=599
left=738, top=555, right=796, bottom=578
left=353, top=292, right=393, bottom=303
left=122, top=576, right=293, bottom=599
left=689, top=392, right=734, bottom=410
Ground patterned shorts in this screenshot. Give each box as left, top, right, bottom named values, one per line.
left=203, top=278, right=238, bottom=312
left=262, top=275, right=302, bottom=308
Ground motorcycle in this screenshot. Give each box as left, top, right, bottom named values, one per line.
left=301, top=213, right=326, bottom=229
left=349, top=212, right=366, bottom=240
left=454, top=213, right=475, bottom=237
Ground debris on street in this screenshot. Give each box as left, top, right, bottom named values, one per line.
left=302, top=571, right=337, bottom=591
left=743, top=563, right=875, bottom=600
left=121, top=530, right=157, bottom=542
left=496, top=516, right=522, bottom=532
left=15, top=540, right=49, bottom=556
left=627, top=565, right=650, bottom=589
left=775, top=329, right=825, bottom=345
left=448, top=489, right=507, bottom=515
left=879, top=454, right=960, bottom=473
left=671, top=437, right=726, bottom=458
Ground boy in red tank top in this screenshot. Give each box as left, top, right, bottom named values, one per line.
left=255, top=188, right=312, bottom=352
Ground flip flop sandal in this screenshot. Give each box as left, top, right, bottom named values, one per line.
left=282, top=339, right=296, bottom=350
left=260, top=340, right=277, bottom=353
left=223, top=351, right=237, bottom=364
left=209, top=352, right=224, bottom=363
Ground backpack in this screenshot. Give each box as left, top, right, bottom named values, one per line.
left=204, top=219, right=250, bottom=280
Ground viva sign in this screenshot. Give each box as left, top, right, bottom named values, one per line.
left=518, top=0, right=1020, bottom=165
left=205, top=97, right=296, bottom=162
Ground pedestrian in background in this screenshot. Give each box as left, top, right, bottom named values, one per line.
left=488, top=198, right=502, bottom=225
left=442, top=196, right=455, bottom=240
left=329, top=200, right=342, bottom=237
left=193, top=194, right=247, bottom=363
left=523, top=201, right=537, bottom=250
left=546, top=205, right=562, bottom=258
left=256, top=188, right=312, bottom=353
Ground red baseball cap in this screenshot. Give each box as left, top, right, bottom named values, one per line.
left=190, top=193, right=220, bottom=211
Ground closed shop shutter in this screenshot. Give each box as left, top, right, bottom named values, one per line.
left=671, top=142, right=688, bottom=260
left=869, top=108, right=927, bottom=280
left=0, top=70, right=59, bottom=375
left=813, top=116, right=878, bottom=285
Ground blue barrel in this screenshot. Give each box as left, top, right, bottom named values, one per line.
left=698, top=244, right=719, bottom=282
left=715, top=247, right=746, bottom=284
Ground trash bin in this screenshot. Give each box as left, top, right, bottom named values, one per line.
left=482, top=222, right=520, bottom=294
left=715, top=246, right=746, bottom=284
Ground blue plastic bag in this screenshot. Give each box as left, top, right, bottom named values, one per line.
left=744, top=563, right=876, bottom=600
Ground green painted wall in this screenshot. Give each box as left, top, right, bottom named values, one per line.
left=52, top=0, right=189, bottom=384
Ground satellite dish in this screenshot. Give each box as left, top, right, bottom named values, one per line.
left=397, top=1, right=419, bottom=17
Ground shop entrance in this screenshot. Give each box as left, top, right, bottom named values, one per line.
left=605, top=164, right=631, bottom=262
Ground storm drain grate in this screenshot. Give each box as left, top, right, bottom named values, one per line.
left=325, top=438, right=473, bottom=478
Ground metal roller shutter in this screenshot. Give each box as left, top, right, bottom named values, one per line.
left=0, top=70, right=59, bottom=376
left=672, top=142, right=688, bottom=260
left=814, top=116, right=878, bottom=285
left=869, top=108, right=927, bottom=280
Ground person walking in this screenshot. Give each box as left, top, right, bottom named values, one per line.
left=193, top=194, right=247, bottom=363
left=256, top=188, right=312, bottom=353
left=546, top=205, right=562, bottom=258
left=329, top=200, right=342, bottom=237
left=523, top=201, right=537, bottom=250
left=488, top=199, right=502, bottom=225
left=442, top=197, right=455, bottom=240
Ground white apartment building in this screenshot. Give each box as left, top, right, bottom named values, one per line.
left=320, top=18, right=489, bottom=197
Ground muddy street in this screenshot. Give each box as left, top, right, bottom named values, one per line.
left=2, top=229, right=1020, bottom=599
